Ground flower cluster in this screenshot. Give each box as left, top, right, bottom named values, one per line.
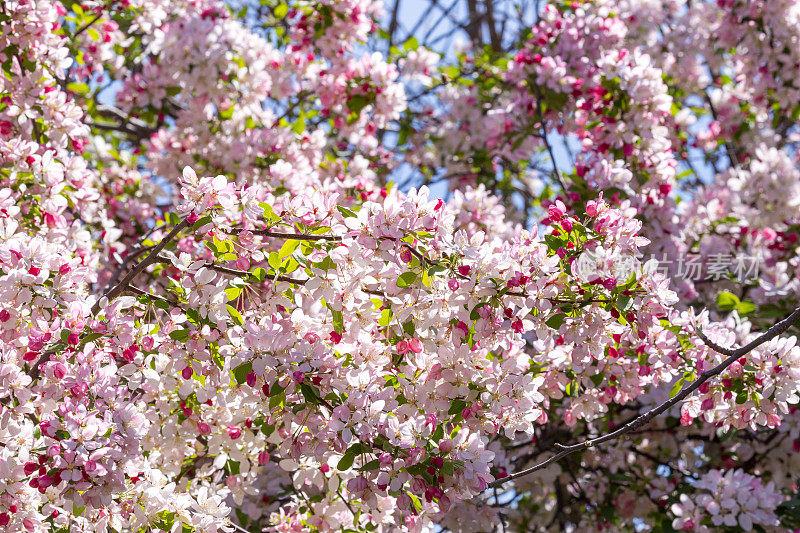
left=3, top=0, right=800, bottom=531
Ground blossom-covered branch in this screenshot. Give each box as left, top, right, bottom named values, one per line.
left=490, top=305, right=800, bottom=488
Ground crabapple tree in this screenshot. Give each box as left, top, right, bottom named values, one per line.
left=2, top=0, right=800, bottom=532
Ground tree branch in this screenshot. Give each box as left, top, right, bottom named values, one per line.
left=92, top=219, right=189, bottom=315
left=488, top=305, right=800, bottom=488
left=225, top=228, right=343, bottom=241
left=73, top=9, right=105, bottom=38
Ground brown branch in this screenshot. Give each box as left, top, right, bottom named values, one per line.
left=123, top=285, right=180, bottom=308
left=73, top=9, right=105, bottom=38
left=225, top=228, right=343, bottom=241
left=92, top=219, right=189, bottom=315
left=533, top=85, right=568, bottom=192
left=102, top=245, right=153, bottom=295
left=488, top=305, right=800, bottom=488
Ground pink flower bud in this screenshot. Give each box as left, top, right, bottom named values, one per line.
left=548, top=200, right=566, bottom=221
left=439, top=440, right=454, bottom=454
left=408, top=338, right=423, bottom=353
left=226, top=426, right=242, bottom=440
left=181, top=366, right=193, bottom=379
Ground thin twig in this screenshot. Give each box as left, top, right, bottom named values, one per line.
left=229, top=523, right=253, bottom=533
left=226, top=228, right=343, bottom=241
left=123, top=285, right=180, bottom=308
left=73, top=9, right=105, bottom=38
left=92, top=219, right=189, bottom=314
left=533, top=85, right=569, bottom=192
left=488, top=306, right=800, bottom=488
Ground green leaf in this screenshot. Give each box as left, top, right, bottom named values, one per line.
left=545, top=313, right=567, bottom=330
left=616, top=295, right=633, bottom=312
left=469, top=302, right=490, bottom=321
left=219, top=105, right=234, bottom=120
left=233, top=362, right=252, bottom=385
left=166, top=212, right=181, bottom=226
left=269, top=387, right=285, bottom=409
left=291, top=117, right=305, bottom=134
left=669, top=378, right=685, bottom=399
left=260, top=202, right=281, bottom=224
left=227, top=304, right=243, bottom=325
left=191, top=215, right=212, bottom=231
left=268, top=252, right=281, bottom=270
left=212, top=352, right=224, bottom=370
left=274, top=3, right=289, bottom=19
left=347, top=94, right=371, bottom=115
left=337, top=205, right=357, bottom=218
left=225, top=287, right=242, bottom=301
left=408, top=493, right=422, bottom=513
left=337, top=444, right=362, bottom=471
left=359, top=459, right=380, bottom=471
left=225, top=459, right=240, bottom=475
left=421, top=269, right=431, bottom=287
left=378, top=308, right=392, bottom=327
left=717, top=291, right=739, bottom=312
left=403, top=36, right=419, bottom=52
left=66, top=82, right=89, bottom=95
left=279, top=239, right=300, bottom=260
left=736, top=300, right=756, bottom=316
left=170, top=330, right=190, bottom=342
left=313, top=256, right=337, bottom=271
left=397, top=272, right=417, bottom=288
left=332, top=308, right=344, bottom=334
left=250, top=267, right=267, bottom=283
